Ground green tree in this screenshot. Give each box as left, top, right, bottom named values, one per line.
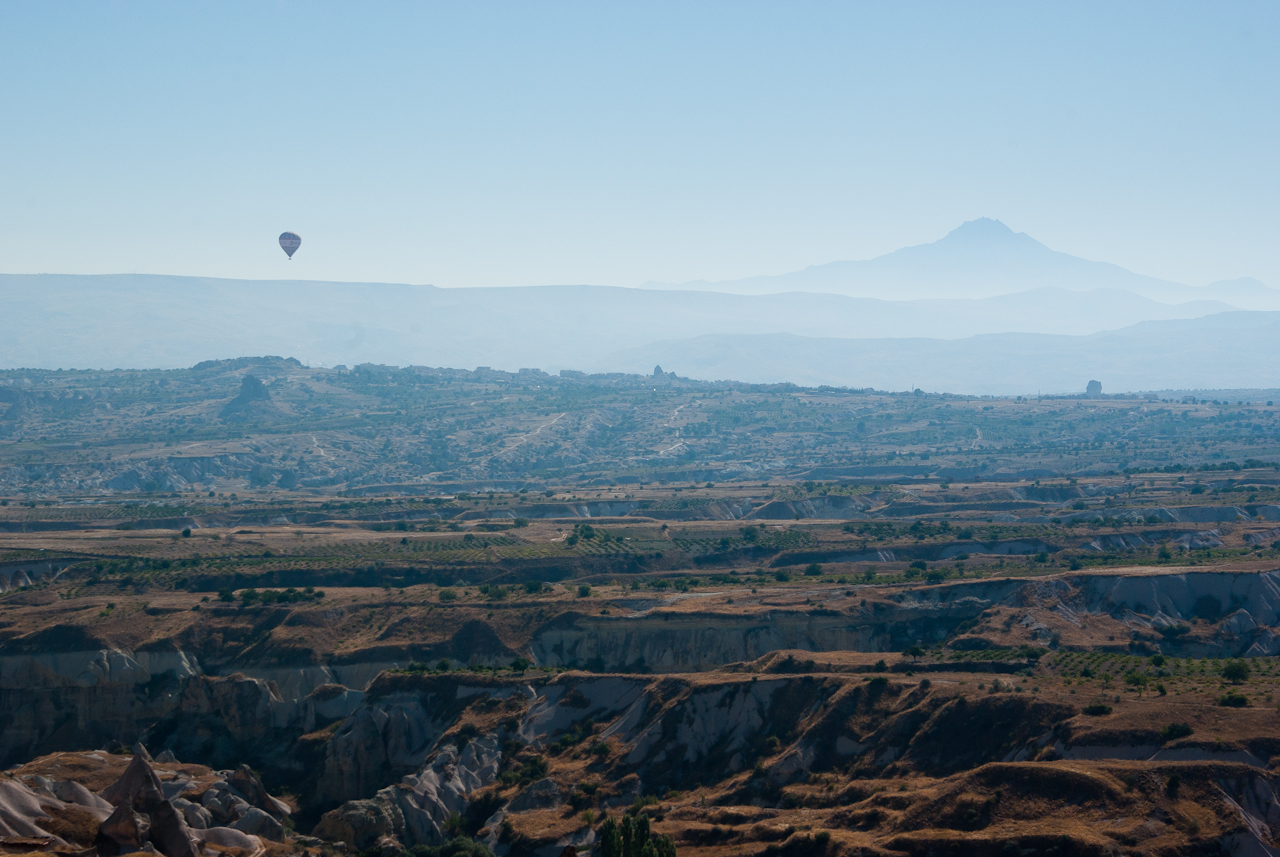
left=600, top=817, right=623, bottom=857
left=604, top=813, right=676, bottom=857
left=1222, top=659, right=1251, bottom=683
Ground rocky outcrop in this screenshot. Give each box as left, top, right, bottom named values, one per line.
left=645, top=499, right=760, bottom=521
left=0, top=647, right=201, bottom=689
left=219, top=375, right=275, bottom=422
left=149, top=800, right=200, bottom=857
left=1073, top=570, right=1280, bottom=627
left=100, top=753, right=163, bottom=807
left=236, top=662, right=391, bottom=703
left=0, top=646, right=368, bottom=768
left=315, top=678, right=509, bottom=805
left=505, top=777, right=562, bottom=812
left=94, top=750, right=290, bottom=855
left=229, top=806, right=284, bottom=840
left=313, top=792, right=403, bottom=850
left=95, top=754, right=202, bottom=857
left=310, top=671, right=1090, bottom=847
left=97, top=803, right=149, bottom=853
left=0, top=557, right=80, bottom=592
left=0, top=778, right=84, bottom=843
left=522, top=570, right=1280, bottom=671
left=316, top=735, right=504, bottom=849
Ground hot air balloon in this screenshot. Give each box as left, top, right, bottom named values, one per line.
left=279, top=232, right=301, bottom=259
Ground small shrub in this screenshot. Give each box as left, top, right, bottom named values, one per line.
left=1159, top=722, right=1193, bottom=743
left=1083, top=703, right=1112, bottom=716
left=1219, top=691, right=1249, bottom=708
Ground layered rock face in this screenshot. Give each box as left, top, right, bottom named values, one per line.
left=530, top=605, right=980, bottom=670
left=5, top=570, right=1280, bottom=855
left=0, top=650, right=368, bottom=768
left=309, top=667, right=1280, bottom=856
left=313, top=672, right=1043, bottom=848
left=6, top=569, right=1280, bottom=771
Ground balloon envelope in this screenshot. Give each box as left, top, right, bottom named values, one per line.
left=279, top=232, right=301, bottom=258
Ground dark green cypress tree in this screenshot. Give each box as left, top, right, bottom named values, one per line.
left=620, top=815, right=635, bottom=857
left=633, top=813, right=650, bottom=852
left=599, top=817, right=622, bottom=857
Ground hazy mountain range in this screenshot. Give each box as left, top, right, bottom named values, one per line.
left=606, top=313, right=1280, bottom=394
left=645, top=218, right=1280, bottom=308
left=3, top=219, right=1276, bottom=393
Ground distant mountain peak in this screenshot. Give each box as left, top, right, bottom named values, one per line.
left=641, top=218, right=1266, bottom=305
left=949, top=217, right=1015, bottom=236
left=932, top=217, right=1042, bottom=249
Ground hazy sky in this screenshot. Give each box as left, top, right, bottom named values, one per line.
left=2, top=2, right=1276, bottom=289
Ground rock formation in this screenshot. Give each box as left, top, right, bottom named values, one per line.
left=91, top=749, right=291, bottom=856
left=218, top=374, right=276, bottom=422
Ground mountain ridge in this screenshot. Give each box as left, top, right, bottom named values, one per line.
left=0, top=273, right=1244, bottom=376
left=597, top=311, right=1280, bottom=394
left=643, top=218, right=1277, bottom=306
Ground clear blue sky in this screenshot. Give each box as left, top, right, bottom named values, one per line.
left=1, top=2, right=1276, bottom=289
